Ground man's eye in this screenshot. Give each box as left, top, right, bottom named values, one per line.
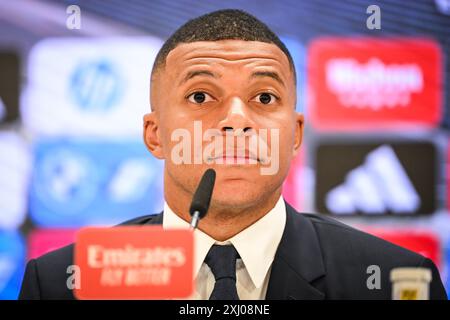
left=252, top=92, right=278, bottom=105
left=186, top=92, right=214, bottom=104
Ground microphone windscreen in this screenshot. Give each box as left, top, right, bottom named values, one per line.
left=189, top=169, right=216, bottom=219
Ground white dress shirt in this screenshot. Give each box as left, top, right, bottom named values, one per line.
left=162, top=196, right=287, bottom=300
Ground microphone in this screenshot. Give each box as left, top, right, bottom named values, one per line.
left=189, top=168, right=216, bottom=229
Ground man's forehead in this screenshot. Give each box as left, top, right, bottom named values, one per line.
left=165, top=40, right=291, bottom=71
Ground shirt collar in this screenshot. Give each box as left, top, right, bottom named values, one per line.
left=162, top=196, right=286, bottom=289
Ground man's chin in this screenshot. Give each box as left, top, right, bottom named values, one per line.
left=209, top=188, right=266, bottom=211
left=205, top=173, right=281, bottom=209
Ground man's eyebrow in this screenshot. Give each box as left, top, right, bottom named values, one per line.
left=180, top=70, right=219, bottom=84
left=250, top=71, right=285, bottom=87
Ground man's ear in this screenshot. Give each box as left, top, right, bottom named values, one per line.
left=293, top=112, right=304, bottom=157
left=143, top=112, right=164, bottom=159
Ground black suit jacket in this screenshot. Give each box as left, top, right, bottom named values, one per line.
left=19, top=203, right=448, bottom=300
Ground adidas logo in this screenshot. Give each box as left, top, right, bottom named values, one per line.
left=325, top=145, right=420, bottom=215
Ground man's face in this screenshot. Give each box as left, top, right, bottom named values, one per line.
left=145, top=40, right=303, bottom=210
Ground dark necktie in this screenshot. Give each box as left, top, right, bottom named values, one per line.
left=204, top=244, right=240, bottom=300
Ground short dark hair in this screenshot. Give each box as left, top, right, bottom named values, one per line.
left=151, top=9, right=296, bottom=83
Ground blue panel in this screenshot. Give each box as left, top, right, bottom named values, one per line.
left=29, top=139, right=164, bottom=227
left=280, top=36, right=306, bottom=113
left=0, top=231, right=25, bottom=300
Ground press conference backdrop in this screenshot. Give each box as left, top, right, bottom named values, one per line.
left=0, top=0, right=449, bottom=299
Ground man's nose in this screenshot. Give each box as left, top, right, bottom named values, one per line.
left=218, top=97, right=255, bottom=134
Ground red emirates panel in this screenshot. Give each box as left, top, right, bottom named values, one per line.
left=74, top=226, right=194, bottom=300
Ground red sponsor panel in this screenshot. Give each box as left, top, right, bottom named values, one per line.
left=448, top=144, right=450, bottom=213
left=308, top=37, right=442, bottom=130
left=28, top=229, right=78, bottom=260
left=74, top=226, right=194, bottom=300
left=364, top=228, right=441, bottom=268
left=283, top=150, right=305, bottom=211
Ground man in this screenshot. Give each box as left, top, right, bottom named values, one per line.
left=19, top=9, right=447, bottom=300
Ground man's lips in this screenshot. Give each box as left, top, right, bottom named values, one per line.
left=220, top=155, right=256, bottom=163
left=207, top=150, right=260, bottom=163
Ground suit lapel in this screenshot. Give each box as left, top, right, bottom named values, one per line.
left=117, top=212, right=164, bottom=226
left=265, top=202, right=326, bottom=300
left=147, top=212, right=163, bottom=225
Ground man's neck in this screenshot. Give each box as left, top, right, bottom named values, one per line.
left=196, top=195, right=281, bottom=241
left=164, top=177, right=282, bottom=241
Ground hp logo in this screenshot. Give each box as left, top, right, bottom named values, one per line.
left=70, top=60, right=124, bottom=111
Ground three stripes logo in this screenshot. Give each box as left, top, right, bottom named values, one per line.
left=315, top=142, right=436, bottom=216
left=326, top=145, right=420, bottom=215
